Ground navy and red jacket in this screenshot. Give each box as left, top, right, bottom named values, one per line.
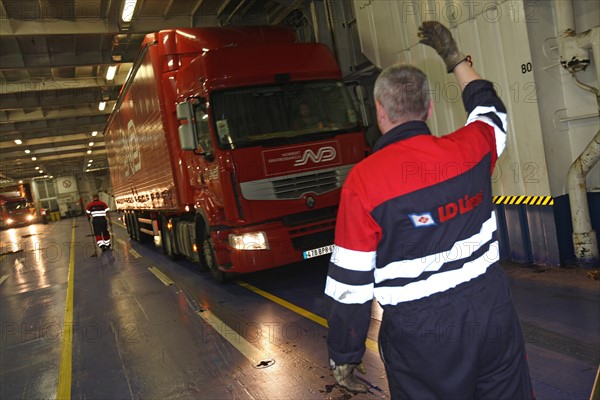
left=86, top=200, right=110, bottom=219
left=325, top=79, right=508, bottom=365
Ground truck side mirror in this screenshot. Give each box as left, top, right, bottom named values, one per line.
left=178, top=124, right=196, bottom=150
left=176, top=101, right=198, bottom=151
left=176, top=101, right=192, bottom=120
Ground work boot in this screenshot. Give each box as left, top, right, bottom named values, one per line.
left=330, top=360, right=368, bottom=393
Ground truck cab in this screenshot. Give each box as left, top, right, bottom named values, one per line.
left=0, top=194, right=36, bottom=229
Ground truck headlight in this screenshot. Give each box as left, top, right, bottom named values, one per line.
left=228, top=231, right=269, bottom=250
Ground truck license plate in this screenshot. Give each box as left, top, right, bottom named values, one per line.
left=303, top=244, right=334, bottom=259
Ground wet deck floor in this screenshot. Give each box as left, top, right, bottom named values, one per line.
left=1, top=217, right=598, bottom=399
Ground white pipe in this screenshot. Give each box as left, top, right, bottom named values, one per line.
left=567, top=130, right=600, bottom=266
left=553, top=0, right=575, bottom=67
left=553, top=0, right=590, bottom=72
left=553, top=0, right=575, bottom=34
left=578, top=27, right=600, bottom=91
left=556, top=0, right=600, bottom=266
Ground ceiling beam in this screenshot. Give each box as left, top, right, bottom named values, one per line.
left=0, top=106, right=111, bottom=124
left=2, top=148, right=107, bottom=165
left=270, top=0, right=305, bottom=26
left=0, top=0, right=9, bottom=19
left=0, top=86, right=120, bottom=110
left=216, top=0, right=233, bottom=18
left=0, top=121, right=108, bottom=140
left=0, top=16, right=220, bottom=36
left=0, top=77, right=124, bottom=94
left=239, top=0, right=258, bottom=17
left=0, top=114, right=110, bottom=135
left=1, top=133, right=103, bottom=148
left=191, top=0, right=206, bottom=18
left=224, top=0, right=250, bottom=25
left=0, top=51, right=136, bottom=69
left=163, top=0, right=175, bottom=19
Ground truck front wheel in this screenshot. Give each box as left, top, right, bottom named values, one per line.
left=202, top=237, right=226, bottom=283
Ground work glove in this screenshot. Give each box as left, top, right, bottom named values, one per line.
left=330, top=359, right=368, bottom=393
left=418, top=21, right=465, bottom=73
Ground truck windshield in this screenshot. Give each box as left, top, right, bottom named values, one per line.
left=210, top=80, right=359, bottom=149
left=6, top=199, right=27, bottom=211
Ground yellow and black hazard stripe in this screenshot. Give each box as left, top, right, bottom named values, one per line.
left=493, top=196, right=554, bottom=206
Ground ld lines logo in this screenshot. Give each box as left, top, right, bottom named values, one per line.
left=263, top=141, right=341, bottom=176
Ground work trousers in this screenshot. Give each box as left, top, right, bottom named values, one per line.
left=91, top=217, right=110, bottom=247
left=378, top=265, right=535, bottom=399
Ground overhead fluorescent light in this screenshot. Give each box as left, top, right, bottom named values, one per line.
left=89, top=142, right=94, bottom=147
left=122, top=0, right=138, bottom=22
left=14, top=139, right=22, bottom=145
left=89, top=160, right=93, bottom=163
left=31, top=157, right=36, bottom=161
left=87, top=150, right=92, bottom=154
left=106, top=65, right=117, bottom=81
left=92, top=131, right=98, bottom=136
left=99, top=102, right=106, bottom=111
left=35, top=166, right=39, bottom=170
left=24, top=149, right=31, bottom=154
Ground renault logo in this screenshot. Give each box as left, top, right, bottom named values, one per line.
left=305, top=195, right=315, bottom=209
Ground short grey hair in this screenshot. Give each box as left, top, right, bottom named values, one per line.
left=373, top=64, right=430, bottom=123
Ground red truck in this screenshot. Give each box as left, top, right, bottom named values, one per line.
left=105, top=26, right=369, bottom=281
left=0, top=192, right=36, bottom=229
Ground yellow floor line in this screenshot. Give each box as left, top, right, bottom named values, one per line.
left=56, top=220, right=76, bottom=399
left=235, top=280, right=378, bottom=352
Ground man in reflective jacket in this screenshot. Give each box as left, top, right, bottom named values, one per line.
left=86, top=193, right=112, bottom=250
left=325, top=21, right=534, bottom=399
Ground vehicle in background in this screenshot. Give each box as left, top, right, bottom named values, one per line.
left=105, top=26, right=369, bottom=281
left=0, top=192, right=36, bottom=229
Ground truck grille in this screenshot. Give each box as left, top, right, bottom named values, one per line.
left=240, top=164, right=354, bottom=200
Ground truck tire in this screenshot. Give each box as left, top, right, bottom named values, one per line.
left=202, top=237, right=226, bottom=283
left=193, top=220, right=208, bottom=272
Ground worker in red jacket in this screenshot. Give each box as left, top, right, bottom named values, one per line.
left=86, top=194, right=112, bottom=250
left=325, top=21, right=534, bottom=398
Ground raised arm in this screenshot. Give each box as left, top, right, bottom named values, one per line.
left=418, top=21, right=481, bottom=90
left=418, top=20, right=507, bottom=158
